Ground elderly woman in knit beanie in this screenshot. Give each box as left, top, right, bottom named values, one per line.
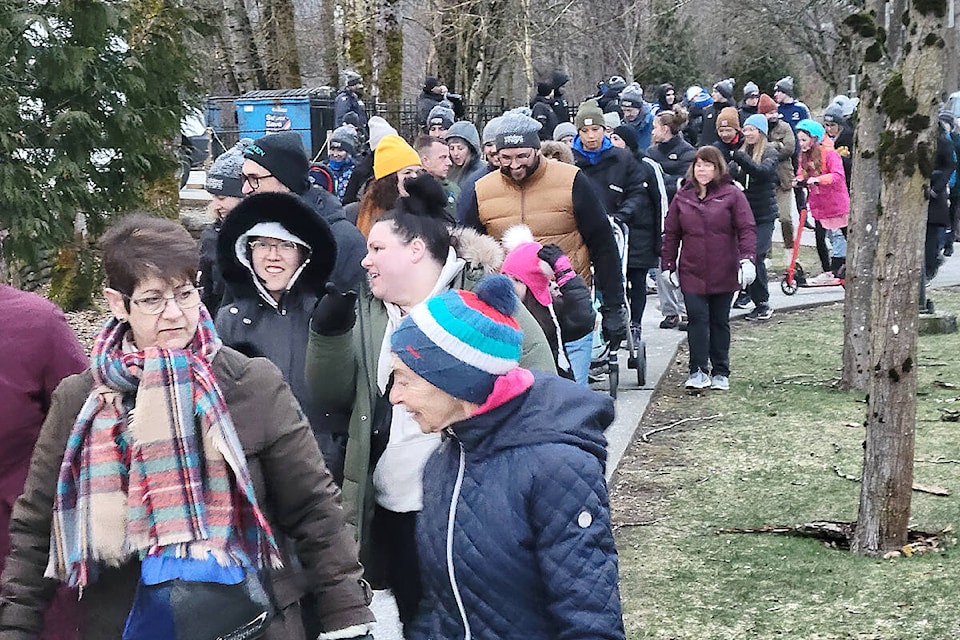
left=388, top=274, right=624, bottom=639
left=354, top=133, right=423, bottom=237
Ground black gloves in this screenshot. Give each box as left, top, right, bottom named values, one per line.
left=599, top=304, right=628, bottom=346
left=311, top=282, right=358, bottom=336
left=537, top=243, right=565, bottom=269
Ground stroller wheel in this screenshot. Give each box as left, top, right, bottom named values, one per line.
left=636, top=342, right=646, bottom=387
left=781, top=276, right=798, bottom=296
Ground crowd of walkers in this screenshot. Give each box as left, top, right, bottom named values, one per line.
left=2, top=68, right=959, bottom=640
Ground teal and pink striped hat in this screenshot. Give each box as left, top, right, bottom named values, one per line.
left=391, top=275, right=524, bottom=403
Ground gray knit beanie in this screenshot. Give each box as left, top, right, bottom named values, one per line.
left=446, top=121, right=481, bottom=154
left=552, top=122, right=577, bottom=141
left=482, top=116, right=505, bottom=145
left=495, top=111, right=542, bottom=150
left=205, top=138, right=252, bottom=198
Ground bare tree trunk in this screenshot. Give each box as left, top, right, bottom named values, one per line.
left=852, top=0, right=947, bottom=555
left=261, top=0, right=302, bottom=87
left=342, top=0, right=373, bottom=85
left=373, top=0, right=403, bottom=102
left=839, top=12, right=885, bottom=391
left=223, top=0, right=267, bottom=91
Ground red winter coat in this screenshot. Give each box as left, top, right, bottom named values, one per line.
left=0, top=285, right=86, bottom=640
left=661, top=175, right=757, bottom=295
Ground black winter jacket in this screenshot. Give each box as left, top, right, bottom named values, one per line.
left=300, top=185, right=367, bottom=291
left=646, top=135, right=697, bottom=201
left=729, top=145, right=780, bottom=225
left=531, top=95, right=559, bottom=140
left=929, top=130, right=956, bottom=226
left=216, top=193, right=348, bottom=438
left=573, top=145, right=665, bottom=270
left=698, top=101, right=733, bottom=148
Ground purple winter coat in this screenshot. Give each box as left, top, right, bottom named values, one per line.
left=661, top=175, right=757, bottom=295
left=0, top=285, right=86, bottom=640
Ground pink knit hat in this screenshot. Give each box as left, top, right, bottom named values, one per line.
left=501, top=242, right=552, bottom=307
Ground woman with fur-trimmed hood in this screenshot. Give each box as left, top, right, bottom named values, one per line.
left=215, top=193, right=344, bottom=474
left=304, top=173, right=554, bottom=634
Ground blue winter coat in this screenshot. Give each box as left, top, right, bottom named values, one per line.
left=411, top=373, right=624, bottom=640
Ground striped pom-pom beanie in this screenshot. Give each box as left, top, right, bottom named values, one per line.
left=391, top=274, right=523, bottom=403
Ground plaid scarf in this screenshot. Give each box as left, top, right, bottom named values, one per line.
left=45, top=308, right=282, bottom=588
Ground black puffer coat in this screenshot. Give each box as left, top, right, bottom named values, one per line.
left=646, top=135, right=697, bottom=201
left=729, top=144, right=780, bottom=224
left=216, top=192, right=345, bottom=440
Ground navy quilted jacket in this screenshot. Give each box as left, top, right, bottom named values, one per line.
left=411, top=373, right=624, bottom=640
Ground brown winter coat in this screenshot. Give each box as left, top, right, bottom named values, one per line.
left=768, top=119, right=796, bottom=191
left=0, top=347, right=373, bottom=640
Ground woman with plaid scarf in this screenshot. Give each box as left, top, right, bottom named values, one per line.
left=0, top=215, right=374, bottom=640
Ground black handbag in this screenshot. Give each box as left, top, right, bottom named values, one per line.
left=122, top=570, right=275, bottom=640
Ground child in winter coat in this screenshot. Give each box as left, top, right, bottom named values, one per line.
left=793, top=119, right=849, bottom=282
left=500, top=225, right=596, bottom=380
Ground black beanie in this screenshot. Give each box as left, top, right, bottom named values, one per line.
left=243, top=131, right=310, bottom=195
left=424, top=76, right=440, bottom=92
left=537, top=82, right=553, bottom=97
left=612, top=125, right=638, bottom=154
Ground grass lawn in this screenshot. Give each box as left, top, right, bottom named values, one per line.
left=612, top=289, right=960, bottom=640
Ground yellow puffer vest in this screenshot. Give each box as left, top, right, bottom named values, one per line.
left=475, top=158, right=593, bottom=285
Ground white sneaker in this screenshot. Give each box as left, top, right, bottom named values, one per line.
left=808, top=271, right=837, bottom=285
left=710, top=374, right=730, bottom=390
left=685, top=369, right=711, bottom=389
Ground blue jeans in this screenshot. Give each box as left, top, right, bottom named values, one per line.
left=564, top=332, right=594, bottom=386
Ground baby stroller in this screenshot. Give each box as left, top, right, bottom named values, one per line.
left=590, top=217, right=646, bottom=398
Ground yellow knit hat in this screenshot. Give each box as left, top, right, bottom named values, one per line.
left=373, top=134, right=421, bottom=180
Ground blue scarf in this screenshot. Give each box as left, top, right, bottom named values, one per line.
left=572, top=135, right=614, bottom=165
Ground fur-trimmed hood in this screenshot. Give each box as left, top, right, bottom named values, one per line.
left=452, top=226, right=504, bottom=274
left=218, top=192, right=337, bottom=308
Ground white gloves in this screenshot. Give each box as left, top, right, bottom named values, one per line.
left=738, top=259, right=757, bottom=287
left=662, top=270, right=680, bottom=288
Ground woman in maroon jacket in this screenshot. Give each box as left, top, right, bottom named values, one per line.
left=0, top=285, right=86, bottom=640
left=661, top=146, right=757, bottom=391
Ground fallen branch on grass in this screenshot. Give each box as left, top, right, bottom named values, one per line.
left=833, top=466, right=950, bottom=495
left=916, top=457, right=960, bottom=464
left=612, top=519, right=661, bottom=530
left=716, top=522, right=953, bottom=554
left=640, top=413, right=723, bottom=442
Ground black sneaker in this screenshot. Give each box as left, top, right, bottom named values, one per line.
left=659, top=315, right=680, bottom=329
left=733, top=291, right=752, bottom=309
left=745, top=304, right=774, bottom=321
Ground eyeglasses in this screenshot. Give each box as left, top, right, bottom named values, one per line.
left=498, top=152, right=534, bottom=166
left=249, top=239, right=301, bottom=256
left=125, top=287, right=203, bottom=315
left=242, top=173, right=274, bottom=190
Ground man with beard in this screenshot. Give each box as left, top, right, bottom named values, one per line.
left=462, top=111, right=627, bottom=384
